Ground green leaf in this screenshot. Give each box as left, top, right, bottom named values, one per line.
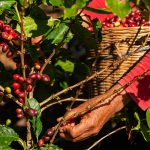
left=44, top=23, right=69, bottom=44
left=47, top=0, right=64, bottom=6
left=0, top=0, right=16, bottom=10
left=59, top=81, right=68, bottom=89
left=55, top=59, right=75, bottom=73
left=27, top=98, right=42, bottom=141
left=64, top=4, right=79, bottom=19
left=131, top=112, right=141, bottom=131
left=106, top=0, right=131, bottom=19
left=76, top=0, right=90, bottom=8
left=146, top=107, right=150, bottom=129
left=19, top=0, right=23, bottom=6
left=16, top=16, right=50, bottom=37
left=0, top=125, right=19, bottom=148
left=84, top=7, right=111, bottom=14
left=140, top=123, right=150, bottom=142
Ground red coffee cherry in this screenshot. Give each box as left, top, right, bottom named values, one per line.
left=37, top=139, right=44, bottom=147
left=26, top=84, right=33, bottom=92
left=26, top=108, right=38, bottom=117
left=25, top=78, right=33, bottom=84
left=9, top=29, right=18, bottom=40
left=18, top=92, right=26, bottom=98
left=29, top=73, right=37, bottom=80
left=18, top=76, right=24, bottom=83
left=18, top=98, right=24, bottom=104
left=41, top=74, right=50, bottom=82
left=6, top=51, right=14, bottom=58
left=43, top=136, right=50, bottom=142
left=16, top=108, right=23, bottom=113
left=13, top=74, right=21, bottom=81
left=17, top=113, right=24, bottom=119
left=3, top=25, right=12, bottom=33
left=2, top=43, right=9, bottom=53
left=36, top=73, right=42, bottom=80
left=14, top=89, right=21, bottom=95
left=12, top=82, right=21, bottom=90
left=2, top=32, right=9, bottom=40
left=34, top=110, right=38, bottom=116
left=0, top=20, right=4, bottom=29
left=46, top=128, right=54, bottom=137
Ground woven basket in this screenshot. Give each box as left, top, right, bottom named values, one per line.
left=87, top=26, right=150, bottom=98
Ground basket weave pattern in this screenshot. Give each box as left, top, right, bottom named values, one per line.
left=87, top=26, right=150, bottom=98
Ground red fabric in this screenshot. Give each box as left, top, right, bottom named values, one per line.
left=119, top=52, right=150, bottom=111
left=83, top=0, right=114, bottom=22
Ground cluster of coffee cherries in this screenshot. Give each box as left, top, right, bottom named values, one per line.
left=11, top=72, right=50, bottom=119
left=37, top=127, right=54, bottom=147
left=102, top=10, right=150, bottom=28
left=0, top=20, right=19, bottom=58
left=12, top=73, right=50, bottom=105
left=37, top=118, right=76, bottom=147
left=15, top=107, right=38, bottom=119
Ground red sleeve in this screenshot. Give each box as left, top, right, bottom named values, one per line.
left=119, top=51, right=150, bottom=111
left=82, top=0, right=114, bottom=22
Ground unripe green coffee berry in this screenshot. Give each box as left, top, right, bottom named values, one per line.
left=5, top=87, right=11, bottom=94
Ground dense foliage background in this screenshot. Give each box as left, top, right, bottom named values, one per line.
left=0, top=0, right=150, bottom=149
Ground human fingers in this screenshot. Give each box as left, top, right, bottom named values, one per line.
left=59, top=115, right=91, bottom=140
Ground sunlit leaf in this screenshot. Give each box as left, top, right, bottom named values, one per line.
left=0, top=0, right=16, bottom=10
left=0, top=125, right=19, bottom=148
left=55, top=59, right=75, bottom=73
left=106, top=0, right=131, bottom=19
left=146, top=107, right=150, bottom=129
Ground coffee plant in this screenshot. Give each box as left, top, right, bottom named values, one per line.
left=0, top=0, right=150, bottom=149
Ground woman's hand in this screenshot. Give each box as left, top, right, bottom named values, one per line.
left=57, top=84, right=130, bottom=142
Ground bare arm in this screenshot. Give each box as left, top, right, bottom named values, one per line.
left=57, top=83, right=131, bottom=142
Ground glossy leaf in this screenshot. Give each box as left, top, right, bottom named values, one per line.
left=44, top=23, right=69, bottom=44
left=76, top=0, right=90, bottom=8
left=140, top=123, right=150, bottom=142
left=0, top=125, right=19, bottom=148
left=55, top=59, right=75, bottom=73
left=47, top=0, right=64, bottom=6
left=64, top=4, right=79, bottom=19
left=28, top=98, right=42, bottom=141
left=16, top=16, right=49, bottom=37
left=131, top=112, right=141, bottom=131
left=0, top=0, right=16, bottom=10
left=106, top=0, right=131, bottom=19
left=146, top=107, right=150, bottom=129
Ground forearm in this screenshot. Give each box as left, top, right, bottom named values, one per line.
left=94, top=83, right=131, bottom=115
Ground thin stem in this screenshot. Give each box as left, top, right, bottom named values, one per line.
left=40, top=49, right=56, bottom=74
left=86, top=126, right=126, bottom=150
left=20, top=6, right=26, bottom=79
left=41, top=97, right=87, bottom=112
left=14, top=3, right=21, bottom=23
left=26, top=120, right=33, bottom=150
